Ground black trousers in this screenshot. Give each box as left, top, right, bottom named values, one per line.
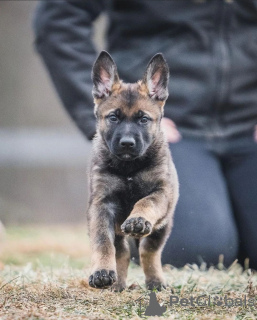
left=162, top=134, right=257, bottom=269
left=131, top=134, right=257, bottom=269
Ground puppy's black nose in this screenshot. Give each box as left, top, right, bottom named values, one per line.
left=120, top=137, right=135, bottom=148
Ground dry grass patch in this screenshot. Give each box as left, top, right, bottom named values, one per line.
left=0, top=226, right=256, bottom=320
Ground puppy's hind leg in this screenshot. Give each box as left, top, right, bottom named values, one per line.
left=139, top=224, right=171, bottom=291
left=112, top=235, right=130, bottom=292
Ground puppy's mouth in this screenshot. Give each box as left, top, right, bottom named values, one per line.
left=116, top=153, right=138, bottom=161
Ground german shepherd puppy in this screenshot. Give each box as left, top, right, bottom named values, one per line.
left=87, top=51, right=179, bottom=291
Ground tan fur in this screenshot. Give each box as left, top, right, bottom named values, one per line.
left=140, top=246, right=166, bottom=287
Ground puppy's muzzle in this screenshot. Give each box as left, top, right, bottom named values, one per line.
left=119, top=136, right=136, bottom=150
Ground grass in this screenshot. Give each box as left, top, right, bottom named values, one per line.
left=0, top=226, right=90, bottom=269
left=0, top=226, right=257, bottom=319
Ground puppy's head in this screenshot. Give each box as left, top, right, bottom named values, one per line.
left=92, top=51, right=169, bottom=161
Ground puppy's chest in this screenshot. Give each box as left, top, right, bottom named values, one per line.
left=112, top=176, right=155, bottom=225
left=122, top=175, right=153, bottom=203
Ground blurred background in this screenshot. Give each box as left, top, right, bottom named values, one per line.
left=1, top=1, right=255, bottom=272
left=0, top=1, right=107, bottom=226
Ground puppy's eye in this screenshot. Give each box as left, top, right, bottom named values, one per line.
left=109, top=115, right=118, bottom=122
left=140, top=116, right=149, bottom=124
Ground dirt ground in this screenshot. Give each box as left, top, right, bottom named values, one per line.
left=0, top=226, right=256, bottom=320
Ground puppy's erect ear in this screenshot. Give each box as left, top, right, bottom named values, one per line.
left=142, top=53, right=169, bottom=101
left=92, top=51, right=119, bottom=99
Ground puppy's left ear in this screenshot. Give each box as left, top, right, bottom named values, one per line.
left=142, top=53, right=169, bottom=101
left=92, top=51, right=119, bottom=100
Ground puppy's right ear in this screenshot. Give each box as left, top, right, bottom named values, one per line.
left=92, top=51, right=119, bottom=100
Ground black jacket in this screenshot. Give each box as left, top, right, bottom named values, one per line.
left=34, top=0, right=257, bottom=140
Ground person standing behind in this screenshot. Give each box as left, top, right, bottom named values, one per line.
left=33, top=0, right=257, bottom=269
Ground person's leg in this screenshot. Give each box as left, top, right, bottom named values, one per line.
left=162, top=138, right=239, bottom=267
left=223, top=137, right=257, bottom=270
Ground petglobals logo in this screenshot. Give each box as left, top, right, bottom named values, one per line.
left=170, top=294, right=257, bottom=308
left=135, top=291, right=257, bottom=317
left=136, top=292, right=166, bottom=317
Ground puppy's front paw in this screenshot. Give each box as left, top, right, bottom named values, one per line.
left=121, top=217, right=152, bottom=238
left=89, top=269, right=117, bottom=289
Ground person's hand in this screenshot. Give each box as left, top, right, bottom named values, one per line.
left=161, top=117, right=181, bottom=143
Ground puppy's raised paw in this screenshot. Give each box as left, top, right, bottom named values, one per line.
left=121, top=217, right=152, bottom=238
left=89, top=269, right=117, bottom=289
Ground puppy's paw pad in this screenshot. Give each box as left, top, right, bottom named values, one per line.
left=89, top=269, right=117, bottom=289
left=121, top=217, right=152, bottom=237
